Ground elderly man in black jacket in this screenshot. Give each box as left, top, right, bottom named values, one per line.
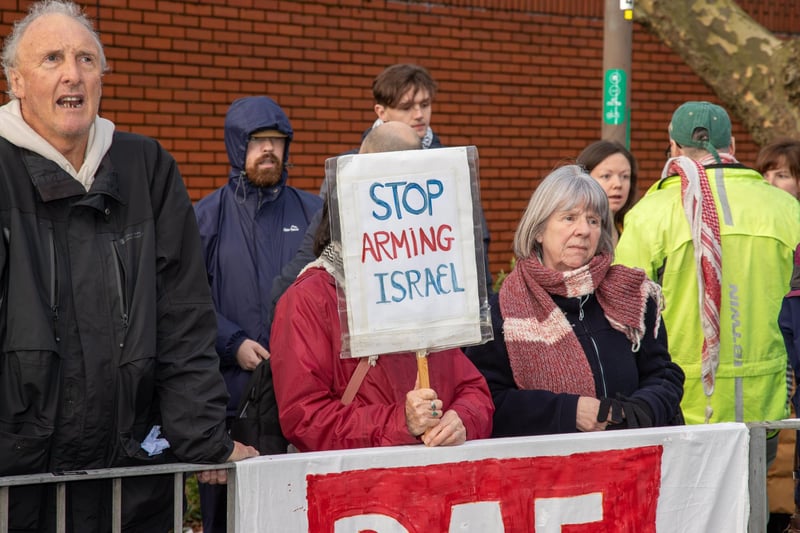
left=0, top=1, right=257, bottom=531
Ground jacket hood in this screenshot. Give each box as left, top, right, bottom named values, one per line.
left=224, top=96, right=293, bottom=183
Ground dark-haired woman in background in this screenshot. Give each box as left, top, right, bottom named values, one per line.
left=577, top=140, right=638, bottom=246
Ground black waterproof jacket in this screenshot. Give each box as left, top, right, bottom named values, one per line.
left=0, top=133, right=232, bottom=532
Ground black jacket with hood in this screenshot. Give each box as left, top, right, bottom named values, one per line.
left=0, top=131, right=231, bottom=531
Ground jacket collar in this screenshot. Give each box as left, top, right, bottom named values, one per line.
left=22, top=148, right=124, bottom=211
left=651, top=162, right=754, bottom=191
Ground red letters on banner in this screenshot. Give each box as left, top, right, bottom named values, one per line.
left=307, top=446, right=661, bottom=532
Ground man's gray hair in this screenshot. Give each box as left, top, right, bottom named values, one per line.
left=2, top=0, right=108, bottom=99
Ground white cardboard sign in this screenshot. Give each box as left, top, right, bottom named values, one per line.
left=334, top=147, right=483, bottom=357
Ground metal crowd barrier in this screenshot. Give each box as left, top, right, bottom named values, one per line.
left=0, top=462, right=236, bottom=533
left=748, top=419, right=800, bottom=532
left=2, top=421, right=799, bottom=533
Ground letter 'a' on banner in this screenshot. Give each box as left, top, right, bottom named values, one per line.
left=324, top=146, right=492, bottom=359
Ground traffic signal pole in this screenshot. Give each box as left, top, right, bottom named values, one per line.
left=602, top=0, right=633, bottom=147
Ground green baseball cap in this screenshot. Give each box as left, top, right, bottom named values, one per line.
left=668, top=101, right=731, bottom=162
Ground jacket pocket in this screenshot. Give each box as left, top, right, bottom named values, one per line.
left=109, top=353, right=159, bottom=465
left=113, top=430, right=171, bottom=466
left=0, top=428, right=52, bottom=475
left=0, top=350, right=60, bottom=475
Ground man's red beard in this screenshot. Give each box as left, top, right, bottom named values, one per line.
left=246, top=153, right=283, bottom=187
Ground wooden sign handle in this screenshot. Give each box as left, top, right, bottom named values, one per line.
left=416, top=349, right=429, bottom=389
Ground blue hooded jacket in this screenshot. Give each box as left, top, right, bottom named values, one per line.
left=194, top=96, right=323, bottom=414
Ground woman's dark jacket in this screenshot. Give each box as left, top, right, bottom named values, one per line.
left=0, top=133, right=231, bottom=531
left=466, top=291, right=685, bottom=437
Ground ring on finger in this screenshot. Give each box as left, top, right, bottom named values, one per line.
left=432, top=410, right=438, bottom=418
left=431, top=400, right=436, bottom=410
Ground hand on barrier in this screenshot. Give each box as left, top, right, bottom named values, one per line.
left=197, top=440, right=259, bottom=485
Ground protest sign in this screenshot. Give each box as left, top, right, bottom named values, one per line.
left=328, top=146, right=490, bottom=358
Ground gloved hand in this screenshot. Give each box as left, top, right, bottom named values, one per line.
left=597, top=395, right=654, bottom=429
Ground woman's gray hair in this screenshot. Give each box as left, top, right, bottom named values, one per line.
left=2, top=0, right=108, bottom=99
left=513, top=164, right=614, bottom=260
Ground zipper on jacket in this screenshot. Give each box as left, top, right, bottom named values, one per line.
left=589, top=336, right=608, bottom=398
left=577, top=295, right=608, bottom=397
left=48, top=229, right=60, bottom=342
left=578, top=295, right=588, bottom=321
left=0, top=228, right=7, bottom=311
left=111, top=242, right=129, bottom=343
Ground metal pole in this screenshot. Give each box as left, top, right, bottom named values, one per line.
left=602, top=0, right=633, bottom=146
left=112, top=478, right=122, bottom=533
left=748, top=425, right=768, bottom=532
left=56, top=483, right=66, bottom=533
left=227, top=468, right=237, bottom=533
left=173, top=473, right=184, bottom=533
left=0, top=487, right=8, bottom=533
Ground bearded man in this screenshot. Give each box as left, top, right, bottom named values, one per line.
left=193, top=95, right=323, bottom=533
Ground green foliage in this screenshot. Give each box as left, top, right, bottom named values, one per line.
left=183, top=474, right=202, bottom=531
left=493, top=257, right=516, bottom=293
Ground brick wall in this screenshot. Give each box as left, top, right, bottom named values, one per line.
left=0, top=0, right=795, bottom=277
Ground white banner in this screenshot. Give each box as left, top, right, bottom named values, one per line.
left=334, top=147, right=483, bottom=357
left=235, top=423, right=750, bottom=532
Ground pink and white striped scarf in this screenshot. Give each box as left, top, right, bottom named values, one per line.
left=663, top=155, right=727, bottom=421
left=499, top=252, right=663, bottom=396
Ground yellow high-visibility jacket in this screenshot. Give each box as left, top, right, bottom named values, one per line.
left=615, top=164, right=800, bottom=425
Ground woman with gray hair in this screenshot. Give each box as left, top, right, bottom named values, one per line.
left=466, top=165, right=684, bottom=436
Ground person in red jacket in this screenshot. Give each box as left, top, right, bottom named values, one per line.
left=270, top=122, right=494, bottom=451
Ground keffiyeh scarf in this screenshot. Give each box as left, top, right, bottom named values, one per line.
left=300, top=242, right=344, bottom=286
left=500, top=252, right=662, bottom=396
left=663, top=155, right=726, bottom=422
left=299, top=243, right=379, bottom=366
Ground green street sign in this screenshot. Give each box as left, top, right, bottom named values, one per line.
left=603, top=69, right=626, bottom=125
